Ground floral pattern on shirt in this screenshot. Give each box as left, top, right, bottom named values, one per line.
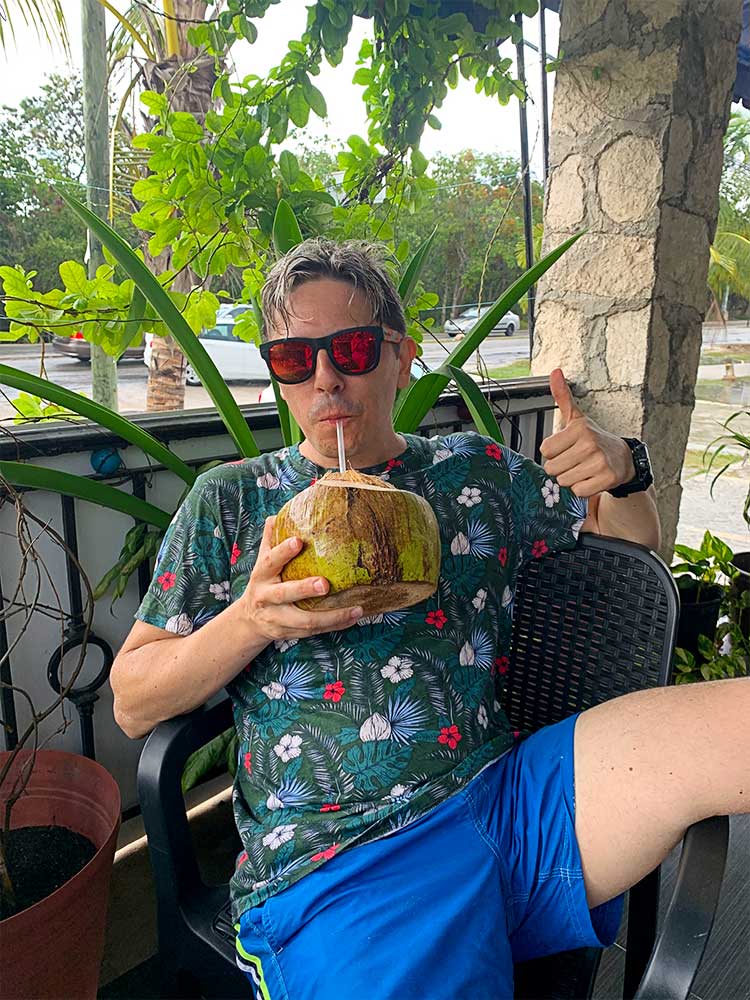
left=135, top=432, right=587, bottom=922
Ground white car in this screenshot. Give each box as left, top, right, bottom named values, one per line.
left=143, top=313, right=267, bottom=386
left=444, top=307, right=520, bottom=338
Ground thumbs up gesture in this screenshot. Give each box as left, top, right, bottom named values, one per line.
left=539, top=369, right=636, bottom=498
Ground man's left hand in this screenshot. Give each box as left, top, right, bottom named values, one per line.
left=538, top=368, right=635, bottom=498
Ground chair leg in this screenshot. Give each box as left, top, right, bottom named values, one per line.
left=624, top=868, right=660, bottom=1000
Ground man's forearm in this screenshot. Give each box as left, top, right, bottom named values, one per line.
left=112, top=600, right=268, bottom=739
left=585, top=486, right=661, bottom=550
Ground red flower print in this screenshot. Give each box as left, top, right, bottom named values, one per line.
left=485, top=443, right=502, bottom=460
left=230, top=542, right=241, bottom=565
left=243, top=752, right=252, bottom=774
left=237, top=851, right=248, bottom=867
left=157, top=571, right=176, bottom=591
left=425, top=609, right=447, bottom=629
left=310, top=477, right=317, bottom=486
left=324, top=681, right=345, bottom=703
left=311, top=843, right=340, bottom=862
left=493, top=656, right=510, bottom=676
left=228, top=459, right=246, bottom=466
left=512, top=730, right=521, bottom=739
left=386, top=458, right=404, bottom=471
left=438, top=725, right=462, bottom=750
left=498, top=547, right=508, bottom=567
left=320, top=803, right=341, bottom=813
left=531, top=539, right=548, bottom=559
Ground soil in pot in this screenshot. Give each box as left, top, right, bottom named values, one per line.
left=3, top=826, right=96, bottom=919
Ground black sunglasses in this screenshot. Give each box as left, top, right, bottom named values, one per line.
left=259, top=325, right=404, bottom=385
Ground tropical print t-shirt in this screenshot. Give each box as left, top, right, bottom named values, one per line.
left=135, top=432, right=587, bottom=922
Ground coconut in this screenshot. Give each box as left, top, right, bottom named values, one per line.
left=273, top=469, right=441, bottom=615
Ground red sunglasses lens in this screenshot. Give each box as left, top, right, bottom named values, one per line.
left=331, top=330, right=378, bottom=372
left=268, top=341, right=313, bottom=382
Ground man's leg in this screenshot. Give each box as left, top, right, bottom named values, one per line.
left=574, top=677, right=750, bottom=907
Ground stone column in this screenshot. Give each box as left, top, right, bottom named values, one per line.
left=532, top=0, right=743, bottom=555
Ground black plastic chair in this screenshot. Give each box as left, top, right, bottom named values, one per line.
left=138, top=534, right=729, bottom=1000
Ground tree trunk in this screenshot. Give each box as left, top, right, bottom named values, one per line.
left=141, top=1, right=217, bottom=411
left=82, top=0, right=118, bottom=410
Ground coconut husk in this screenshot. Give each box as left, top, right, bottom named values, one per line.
left=273, top=469, right=441, bottom=614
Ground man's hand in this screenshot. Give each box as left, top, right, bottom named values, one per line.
left=238, top=516, right=363, bottom=643
left=539, top=368, right=635, bottom=497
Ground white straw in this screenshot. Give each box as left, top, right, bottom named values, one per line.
left=336, top=419, right=346, bottom=473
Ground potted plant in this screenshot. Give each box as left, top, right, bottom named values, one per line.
left=671, top=531, right=736, bottom=659
left=0, top=477, right=121, bottom=1000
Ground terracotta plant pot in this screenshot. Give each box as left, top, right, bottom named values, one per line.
left=0, top=750, right=121, bottom=1000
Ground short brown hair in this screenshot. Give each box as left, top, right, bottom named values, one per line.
left=260, top=238, right=407, bottom=340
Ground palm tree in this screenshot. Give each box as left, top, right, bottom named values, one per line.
left=0, top=0, right=69, bottom=52
left=707, top=197, right=750, bottom=328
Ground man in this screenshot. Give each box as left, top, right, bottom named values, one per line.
left=111, top=239, right=749, bottom=1000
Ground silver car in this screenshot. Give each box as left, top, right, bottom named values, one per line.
left=444, top=307, right=520, bottom=338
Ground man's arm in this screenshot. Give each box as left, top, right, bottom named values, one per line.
left=111, top=518, right=362, bottom=739
left=539, top=369, right=661, bottom=549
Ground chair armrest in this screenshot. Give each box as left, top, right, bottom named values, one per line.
left=137, top=699, right=234, bottom=905
left=634, top=815, right=730, bottom=1000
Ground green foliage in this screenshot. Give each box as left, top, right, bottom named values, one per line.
left=704, top=409, right=750, bottom=525
left=671, top=530, right=737, bottom=600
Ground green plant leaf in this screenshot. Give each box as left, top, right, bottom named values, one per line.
left=448, top=366, right=504, bottom=443
left=397, top=227, right=437, bottom=308
left=116, top=284, right=147, bottom=360
left=57, top=188, right=260, bottom=459
left=393, top=371, right=450, bottom=433
left=182, top=726, right=235, bottom=793
left=0, top=362, right=195, bottom=485
left=272, top=199, right=303, bottom=255
left=0, top=461, right=171, bottom=528
left=279, top=150, right=300, bottom=186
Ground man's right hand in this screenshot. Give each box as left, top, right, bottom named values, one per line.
left=239, top=515, right=363, bottom=644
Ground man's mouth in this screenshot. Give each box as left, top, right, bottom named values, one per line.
left=319, top=413, right=354, bottom=424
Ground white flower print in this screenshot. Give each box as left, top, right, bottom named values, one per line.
left=256, top=472, right=280, bottom=490
left=165, top=613, right=193, bottom=636
left=493, top=699, right=502, bottom=713
left=359, top=713, right=392, bottom=741
left=459, top=642, right=475, bottom=666
left=477, top=704, right=488, bottom=729
left=502, top=586, right=513, bottom=608
left=380, top=656, right=414, bottom=683
left=390, top=784, right=409, bottom=799
left=263, top=681, right=286, bottom=700
left=457, top=486, right=482, bottom=508
left=541, top=478, right=560, bottom=508
left=209, top=580, right=230, bottom=602
left=276, top=447, right=290, bottom=461
left=274, top=637, right=298, bottom=652
left=433, top=448, right=452, bottom=464
left=450, top=532, right=471, bottom=556
left=262, top=824, right=297, bottom=850
left=266, top=792, right=284, bottom=810
left=273, top=734, right=302, bottom=761
left=213, top=525, right=223, bottom=538
left=472, top=588, right=487, bottom=612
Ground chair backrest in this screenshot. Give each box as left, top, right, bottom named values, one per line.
left=504, top=534, right=679, bottom=733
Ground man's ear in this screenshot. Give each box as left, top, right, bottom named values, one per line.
left=396, top=336, right=418, bottom=389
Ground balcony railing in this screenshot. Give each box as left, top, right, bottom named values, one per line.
left=0, top=378, right=554, bottom=810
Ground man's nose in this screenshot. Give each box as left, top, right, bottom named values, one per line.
left=312, top=347, right=345, bottom=392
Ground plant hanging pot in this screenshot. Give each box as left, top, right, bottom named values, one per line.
left=730, top=551, right=750, bottom=639
left=0, top=750, right=121, bottom=1000
left=675, top=582, right=724, bottom=660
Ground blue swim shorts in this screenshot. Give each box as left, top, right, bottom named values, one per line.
left=235, top=713, right=623, bottom=1000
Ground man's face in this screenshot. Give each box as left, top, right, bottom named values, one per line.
left=270, top=277, right=416, bottom=468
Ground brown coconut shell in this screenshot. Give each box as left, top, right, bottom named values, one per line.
left=273, top=469, right=441, bottom=615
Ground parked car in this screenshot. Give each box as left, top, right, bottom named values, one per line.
left=255, top=358, right=433, bottom=403
left=444, top=307, right=520, bottom=337
left=52, top=331, right=145, bottom=362
left=144, top=317, right=267, bottom=386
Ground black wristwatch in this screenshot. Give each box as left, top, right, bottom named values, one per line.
left=608, top=438, right=653, bottom=498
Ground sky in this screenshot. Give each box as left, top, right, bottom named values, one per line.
left=0, top=0, right=559, bottom=179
